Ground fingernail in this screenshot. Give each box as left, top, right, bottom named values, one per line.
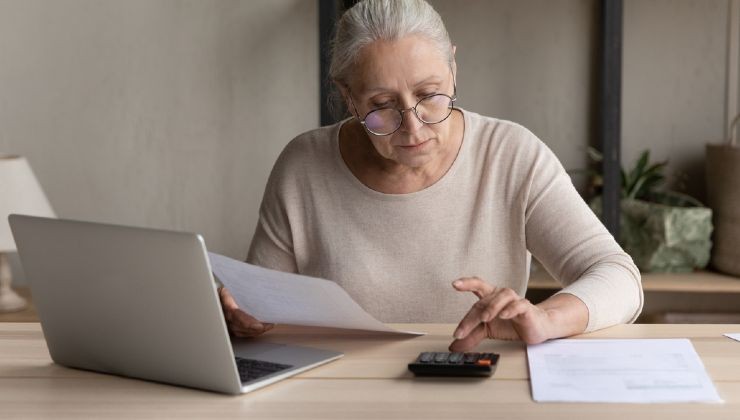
left=482, top=311, right=492, bottom=322
left=250, top=323, right=264, bottom=330
left=500, top=310, right=511, bottom=319
left=452, top=280, right=462, bottom=287
left=453, top=328, right=464, bottom=339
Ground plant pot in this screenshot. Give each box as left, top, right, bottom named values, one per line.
left=590, top=195, right=713, bottom=272
left=706, top=144, right=740, bottom=276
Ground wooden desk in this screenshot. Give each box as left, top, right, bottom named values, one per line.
left=2, top=323, right=740, bottom=418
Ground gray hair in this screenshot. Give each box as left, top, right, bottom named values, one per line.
left=329, top=0, right=453, bottom=87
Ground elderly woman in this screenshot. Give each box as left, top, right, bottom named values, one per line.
left=220, top=0, right=643, bottom=351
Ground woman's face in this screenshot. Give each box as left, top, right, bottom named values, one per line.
left=343, top=35, right=457, bottom=169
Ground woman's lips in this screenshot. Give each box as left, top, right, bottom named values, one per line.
left=398, top=139, right=431, bottom=150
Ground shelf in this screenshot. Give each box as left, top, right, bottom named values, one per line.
left=529, top=269, right=740, bottom=293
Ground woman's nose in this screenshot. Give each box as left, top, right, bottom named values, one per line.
left=399, top=107, right=424, bottom=134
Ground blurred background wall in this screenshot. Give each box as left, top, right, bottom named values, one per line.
left=0, top=0, right=318, bottom=281
left=1, top=0, right=737, bottom=283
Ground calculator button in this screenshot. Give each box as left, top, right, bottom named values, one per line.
left=433, top=352, right=450, bottom=363
left=448, top=352, right=464, bottom=364
left=418, top=352, right=434, bottom=363
left=476, top=358, right=492, bottom=366
left=463, top=353, right=480, bottom=364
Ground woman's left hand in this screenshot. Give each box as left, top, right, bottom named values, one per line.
left=448, top=277, right=554, bottom=352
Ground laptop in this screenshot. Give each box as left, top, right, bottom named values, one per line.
left=8, top=214, right=343, bottom=395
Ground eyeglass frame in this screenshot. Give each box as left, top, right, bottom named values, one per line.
left=345, top=70, right=458, bottom=137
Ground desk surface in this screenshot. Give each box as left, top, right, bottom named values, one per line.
left=2, top=323, right=740, bottom=419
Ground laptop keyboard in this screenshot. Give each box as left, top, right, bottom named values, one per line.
left=235, top=357, right=293, bottom=382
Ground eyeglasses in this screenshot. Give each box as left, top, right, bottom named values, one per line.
left=349, top=87, right=458, bottom=136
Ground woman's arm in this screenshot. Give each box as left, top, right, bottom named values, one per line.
left=522, top=136, right=643, bottom=333
left=450, top=128, right=642, bottom=350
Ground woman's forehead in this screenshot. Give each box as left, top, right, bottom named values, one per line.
left=350, top=36, right=450, bottom=95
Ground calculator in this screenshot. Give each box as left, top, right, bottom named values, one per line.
left=408, top=352, right=500, bottom=377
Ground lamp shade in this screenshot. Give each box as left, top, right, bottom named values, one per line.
left=0, top=155, right=55, bottom=251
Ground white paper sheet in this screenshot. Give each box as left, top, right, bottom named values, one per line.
left=527, top=339, right=722, bottom=403
left=723, top=333, right=740, bottom=342
left=208, top=252, right=422, bottom=335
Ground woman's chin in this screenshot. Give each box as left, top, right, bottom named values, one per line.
left=391, top=148, right=436, bottom=168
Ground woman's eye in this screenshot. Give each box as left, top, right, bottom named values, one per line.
left=372, top=101, right=392, bottom=108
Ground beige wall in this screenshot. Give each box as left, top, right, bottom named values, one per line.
left=623, top=0, right=730, bottom=202
left=434, top=0, right=734, bottom=200
left=0, top=0, right=318, bottom=282
left=1, top=0, right=736, bottom=284
left=430, top=0, right=597, bottom=179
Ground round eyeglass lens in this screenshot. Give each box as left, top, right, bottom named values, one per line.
left=364, top=108, right=402, bottom=136
left=416, top=94, right=453, bottom=123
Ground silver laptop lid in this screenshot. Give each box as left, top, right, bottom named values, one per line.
left=9, top=215, right=242, bottom=394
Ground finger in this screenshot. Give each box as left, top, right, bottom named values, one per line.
left=452, top=277, right=495, bottom=299
left=453, top=289, right=522, bottom=339
left=230, top=327, right=264, bottom=338
left=479, top=289, right=524, bottom=322
left=448, top=323, right=487, bottom=352
left=477, top=288, right=522, bottom=322
left=498, top=298, right=532, bottom=320
left=219, top=289, right=275, bottom=337
left=232, top=309, right=265, bottom=330
left=453, top=295, right=494, bottom=339
left=219, top=288, right=240, bottom=310
left=229, top=320, right=274, bottom=337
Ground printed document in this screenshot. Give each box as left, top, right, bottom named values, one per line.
left=208, top=252, right=422, bottom=335
left=527, top=339, right=722, bottom=403
left=724, top=333, right=740, bottom=342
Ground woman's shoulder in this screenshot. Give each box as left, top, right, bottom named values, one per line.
left=464, top=110, right=540, bottom=148
left=269, top=121, right=345, bottom=177
left=279, top=123, right=340, bottom=162
left=462, top=109, right=553, bottom=166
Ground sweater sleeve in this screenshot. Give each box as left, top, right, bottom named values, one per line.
left=520, top=131, right=643, bottom=332
left=246, top=149, right=299, bottom=274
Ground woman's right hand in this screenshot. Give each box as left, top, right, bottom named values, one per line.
left=218, top=287, right=274, bottom=337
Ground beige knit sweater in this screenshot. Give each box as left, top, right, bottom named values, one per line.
left=247, top=109, right=643, bottom=332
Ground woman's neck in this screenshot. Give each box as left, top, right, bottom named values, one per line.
left=339, top=110, right=464, bottom=194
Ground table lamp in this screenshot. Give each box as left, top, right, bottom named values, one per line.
left=0, top=155, right=55, bottom=312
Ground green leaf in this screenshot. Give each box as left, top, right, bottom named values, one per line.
left=586, top=147, right=603, bottom=163
left=626, top=150, right=650, bottom=194
left=642, top=161, right=668, bottom=178
left=630, top=160, right=667, bottom=199
left=637, top=173, right=665, bottom=197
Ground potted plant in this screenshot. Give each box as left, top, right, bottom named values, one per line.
left=575, top=149, right=713, bottom=273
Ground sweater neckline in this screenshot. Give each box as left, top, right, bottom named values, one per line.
left=331, top=108, right=470, bottom=201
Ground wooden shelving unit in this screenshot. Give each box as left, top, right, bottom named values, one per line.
left=528, top=268, right=740, bottom=323
left=529, top=269, right=740, bottom=293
